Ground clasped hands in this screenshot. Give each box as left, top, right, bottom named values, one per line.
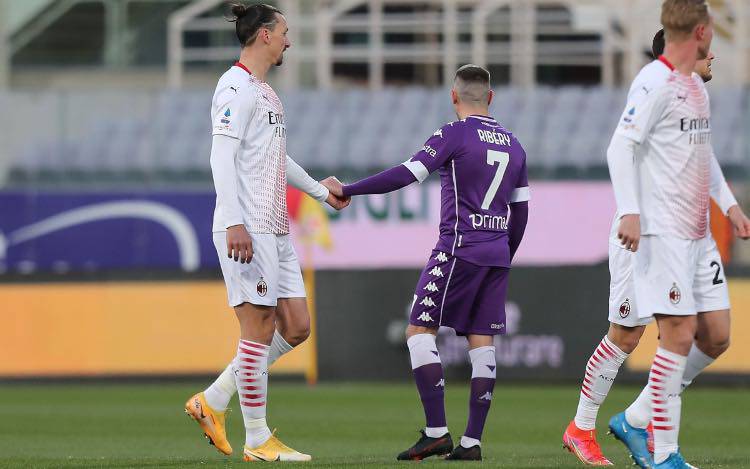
left=321, top=176, right=350, bottom=211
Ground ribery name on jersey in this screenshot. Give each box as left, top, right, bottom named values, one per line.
left=477, top=129, right=511, bottom=146
left=469, top=213, right=508, bottom=230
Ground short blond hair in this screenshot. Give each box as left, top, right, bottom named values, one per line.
left=661, top=0, right=710, bottom=39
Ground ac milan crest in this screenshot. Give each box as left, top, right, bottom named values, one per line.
left=257, top=277, right=268, bottom=297
left=619, top=299, right=631, bottom=318
left=669, top=283, right=681, bottom=304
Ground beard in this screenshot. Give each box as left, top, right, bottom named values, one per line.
left=275, top=50, right=285, bottom=67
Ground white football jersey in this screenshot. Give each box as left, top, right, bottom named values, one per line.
left=614, top=58, right=711, bottom=240
left=211, top=63, right=288, bottom=234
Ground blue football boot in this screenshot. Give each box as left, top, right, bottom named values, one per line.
left=608, top=412, right=653, bottom=468
left=653, top=451, right=698, bottom=469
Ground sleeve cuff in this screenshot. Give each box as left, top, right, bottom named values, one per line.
left=510, top=186, right=531, bottom=203
left=313, top=183, right=330, bottom=202
left=402, top=160, right=429, bottom=183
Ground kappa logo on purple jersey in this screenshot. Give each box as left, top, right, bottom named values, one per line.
left=417, top=312, right=434, bottom=322
left=429, top=266, right=444, bottom=277
left=419, top=297, right=436, bottom=308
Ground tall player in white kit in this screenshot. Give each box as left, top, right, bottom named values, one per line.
left=603, top=1, right=717, bottom=467
left=562, top=25, right=750, bottom=469
left=183, top=3, right=348, bottom=462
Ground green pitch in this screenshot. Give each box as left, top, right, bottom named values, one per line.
left=0, top=382, right=747, bottom=468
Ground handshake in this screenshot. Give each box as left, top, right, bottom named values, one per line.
left=321, top=176, right=350, bottom=210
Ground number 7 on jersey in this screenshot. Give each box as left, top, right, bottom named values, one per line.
left=481, top=150, right=510, bottom=210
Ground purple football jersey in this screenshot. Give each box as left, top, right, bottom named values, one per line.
left=406, top=115, right=529, bottom=267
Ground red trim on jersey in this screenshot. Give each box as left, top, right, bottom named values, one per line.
left=658, top=55, right=675, bottom=71
left=234, top=61, right=253, bottom=75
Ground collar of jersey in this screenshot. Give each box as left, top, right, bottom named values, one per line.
left=467, top=114, right=496, bottom=122
left=234, top=61, right=253, bottom=76
left=658, top=55, right=675, bottom=71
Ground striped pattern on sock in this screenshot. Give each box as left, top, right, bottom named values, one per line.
left=581, top=336, right=625, bottom=401
left=237, top=339, right=269, bottom=409
left=574, top=335, right=628, bottom=431
left=650, top=352, right=677, bottom=431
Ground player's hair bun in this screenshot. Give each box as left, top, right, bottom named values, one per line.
left=230, top=3, right=248, bottom=20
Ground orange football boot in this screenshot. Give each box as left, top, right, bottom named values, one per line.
left=184, top=392, right=232, bottom=455
left=562, top=420, right=614, bottom=466
left=243, top=430, right=311, bottom=462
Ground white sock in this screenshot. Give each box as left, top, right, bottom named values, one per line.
left=235, top=339, right=272, bottom=448
left=460, top=436, right=481, bottom=448
left=650, top=347, right=687, bottom=464
left=204, top=361, right=237, bottom=411
left=268, top=330, right=294, bottom=366
left=625, top=383, right=651, bottom=429
left=425, top=427, right=449, bottom=438
left=680, top=343, right=714, bottom=392
left=574, top=335, right=628, bottom=430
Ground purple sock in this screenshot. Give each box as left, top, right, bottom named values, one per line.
left=407, top=334, right=447, bottom=430
left=464, top=346, right=497, bottom=442
left=464, top=377, right=496, bottom=440
left=413, top=363, right=447, bottom=428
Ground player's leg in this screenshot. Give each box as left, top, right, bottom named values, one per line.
left=446, top=264, right=507, bottom=461
left=565, top=244, right=643, bottom=466
left=397, top=250, right=456, bottom=461
left=682, top=308, right=729, bottom=390
left=234, top=301, right=276, bottom=450
left=271, top=298, right=310, bottom=365
left=682, top=238, right=731, bottom=390
left=650, top=314, right=695, bottom=466
left=396, top=325, right=452, bottom=461
left=196, top=301, right=310, bottom=413
left=565, top=324, right=636, bottom=466
left=242, top=234, right=311, bottom=462
left=186, top=231, right=258, bottom=455
left=445, top=334, right=493, bottom=462
left=271, top=238, right=312, bottom=365
left=634, top=236, right=698, bottom=467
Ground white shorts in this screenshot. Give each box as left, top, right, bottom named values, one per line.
left=632, top=235, right=730, bottom=319
left=608, top=242, right=652, bottom=327
left=609, top=235, right=730, bottom=325
left=213, top=232, right=306, bottom=307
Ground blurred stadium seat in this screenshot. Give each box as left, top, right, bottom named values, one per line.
left=3, top=86, right=746, bottom=183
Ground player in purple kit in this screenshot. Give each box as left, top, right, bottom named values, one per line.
left=322, top=64, right=530, bottom=461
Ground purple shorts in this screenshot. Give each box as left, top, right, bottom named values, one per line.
left=409, top=250, right=509, bottom=336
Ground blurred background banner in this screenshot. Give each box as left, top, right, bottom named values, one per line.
left=0, top=182, right=616, bottom=275
left=0, top=0, right=749, bottom=383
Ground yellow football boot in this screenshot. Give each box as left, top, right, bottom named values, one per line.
left=184, top=392, right=232, bottom=455
left=243, top=431, right=311, bottom=462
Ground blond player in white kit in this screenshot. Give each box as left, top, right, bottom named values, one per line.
left=183, top=3, right=348, bottom=462
left=563, top=29, right=750, bottom=468
left=606, top=1, right=718, bottom=467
